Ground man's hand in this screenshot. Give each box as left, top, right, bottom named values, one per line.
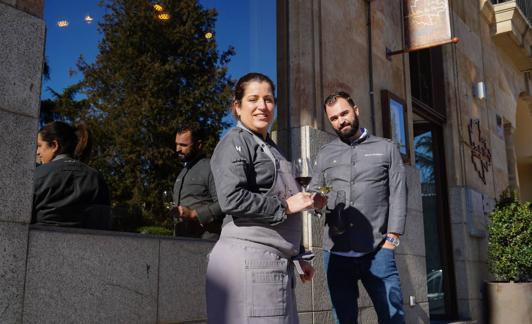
left=383, top=232, right=400, bottom=250
left=299, top=260, right=315, bottom=283
left=177, top=206, right=198, bottom=220
left=311, top=192, right=328, bottom=209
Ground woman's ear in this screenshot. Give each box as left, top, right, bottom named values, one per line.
left=232, top=100, right=241, bottom=118
left=50, top=140, right=59, bottom=154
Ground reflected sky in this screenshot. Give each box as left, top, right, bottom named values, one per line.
left=42, top=0, right=277, bottom=102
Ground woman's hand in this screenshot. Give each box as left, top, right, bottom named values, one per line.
left=285, top=192, right=315, bottom=214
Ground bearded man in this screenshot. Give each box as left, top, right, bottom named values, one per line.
left=308, top=91, right=407, bottom=324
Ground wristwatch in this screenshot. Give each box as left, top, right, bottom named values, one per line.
left=385, top=236, right=400, bottom=247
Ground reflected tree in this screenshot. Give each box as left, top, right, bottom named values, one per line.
left=414, top=131, right=435, bottom=185
left=50, top=0, right=235, bottom=230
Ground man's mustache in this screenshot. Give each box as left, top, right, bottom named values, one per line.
left=339, top=121, right=351, bottom=129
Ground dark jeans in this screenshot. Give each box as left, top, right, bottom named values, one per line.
left=324, top=248, right=405, bottom=324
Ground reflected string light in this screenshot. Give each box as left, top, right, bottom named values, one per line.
left=153, top=4, right=164, bottom=12
left=84, top=15, right=94, bottom=24
left=157, top=13, right=171, bottom=20
left=57, top=20, right=69, bottom=28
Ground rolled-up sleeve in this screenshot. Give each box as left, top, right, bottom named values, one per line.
left=210, top=131, right=286, bottom=225
left=387, top=144, right=406, bottom=234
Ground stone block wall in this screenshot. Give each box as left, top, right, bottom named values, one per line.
left=442, top=0, right=531, bottom=321
left=0, top=1, right=44, bottom=323
left=19, top=227, right=340, bottom=324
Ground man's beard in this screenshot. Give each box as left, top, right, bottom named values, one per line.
left=335, top=117, right=359, bottom=140
left=179, top=149, right=198, bottom=162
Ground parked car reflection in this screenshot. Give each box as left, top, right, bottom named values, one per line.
left=427, top=269, right=444, bottom=314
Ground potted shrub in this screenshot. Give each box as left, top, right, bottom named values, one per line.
left=486, top=189, right=532, bottom=323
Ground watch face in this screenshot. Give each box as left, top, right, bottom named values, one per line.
left=386, top=236, right=400, bottom=246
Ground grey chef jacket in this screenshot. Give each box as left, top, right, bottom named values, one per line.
left=308, top=133, right=406, bottom=253
left=173, top=155, right=223, bottom=236
left=32, top=154, right=111, bottom=228
left=210, top=122, right=302, bottom=258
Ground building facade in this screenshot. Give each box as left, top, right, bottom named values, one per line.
left=1, top=0, right=531, bottom=323
left=276, top=0, right=532, bottom=322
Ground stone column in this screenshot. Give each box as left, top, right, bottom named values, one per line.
left=0, top=1, right=45, bottom=322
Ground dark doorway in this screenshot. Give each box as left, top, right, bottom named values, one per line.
left=413, top=112, right=457, bottom=320
left=410, top=47, right=457, bottom=321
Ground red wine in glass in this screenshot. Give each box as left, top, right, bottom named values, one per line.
left=295, top=176, right=312, bottom=188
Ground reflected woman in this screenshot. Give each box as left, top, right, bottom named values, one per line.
left=206, top=73, right=325, bottom=323
left=33, top=121, right=111, bottom=229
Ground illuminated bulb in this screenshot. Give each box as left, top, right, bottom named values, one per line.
left=153, top=4, right=164, bottom=12
left=157, top=13, right=171, bottom=20
left=205, top=32, right=213, bottom=39
left=57, top=20, right=69, bottom=28
left=84, top=15, right=93, bottom=24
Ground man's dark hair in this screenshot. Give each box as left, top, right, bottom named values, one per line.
left=323, top=91, right=356, bottom=111
left=175, top=123, right=205, bottom=142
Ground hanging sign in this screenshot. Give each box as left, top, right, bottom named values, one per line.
left=404, top=0, right=455, bottom=51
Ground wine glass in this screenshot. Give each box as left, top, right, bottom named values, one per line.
left=293, top=158, right=312, bottom=191
left=315, top=171, right=332, bottom=219
left=162, top=190, right=176, bottom=210
left=163, top=190, right=182, bottom=236
left=318, top=171, right=332, bottom=195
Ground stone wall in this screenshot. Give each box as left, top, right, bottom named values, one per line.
left=23, top=227, right=214, bottom=323
left=441, top=0, right=531, bottom=321
left=21, top=227, right=321, bottom=323
left=0, top=0, right=44, bottom=323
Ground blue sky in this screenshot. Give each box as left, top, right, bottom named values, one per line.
left=42, top=0, right=277, bottom=101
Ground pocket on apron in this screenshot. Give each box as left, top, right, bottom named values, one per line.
left=245, top=259, right=288, bottom=319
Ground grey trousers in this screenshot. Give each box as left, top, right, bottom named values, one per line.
left=206, top=238, right=299, bottom=324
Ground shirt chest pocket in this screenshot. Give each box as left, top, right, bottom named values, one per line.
left=354, top=155, right=389, bottom=181
left=322, top=157, right=351, bottom=185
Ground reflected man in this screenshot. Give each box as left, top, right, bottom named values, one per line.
left=172, top=125, right=223, bottom=239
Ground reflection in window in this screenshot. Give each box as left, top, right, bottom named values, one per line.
left=38, top=0, right=276, bottom=235
left=414, top=128, right=445, bottom=316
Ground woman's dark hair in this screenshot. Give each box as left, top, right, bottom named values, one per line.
left=232, top=72, right=276, bottom=119
left=38, top=121, right=92, bottom=163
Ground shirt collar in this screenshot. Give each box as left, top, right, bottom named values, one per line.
left=350, top=128, right=368, bottom=146
left=237, top=121, right=272, bottom=142
left=52, top=154, right=72, bottom=162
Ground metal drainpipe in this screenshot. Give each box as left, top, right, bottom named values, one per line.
left=367, top=0, right=376, bottom=134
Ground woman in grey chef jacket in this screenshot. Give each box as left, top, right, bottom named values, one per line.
left=207, top=73, right=325, bottom=323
